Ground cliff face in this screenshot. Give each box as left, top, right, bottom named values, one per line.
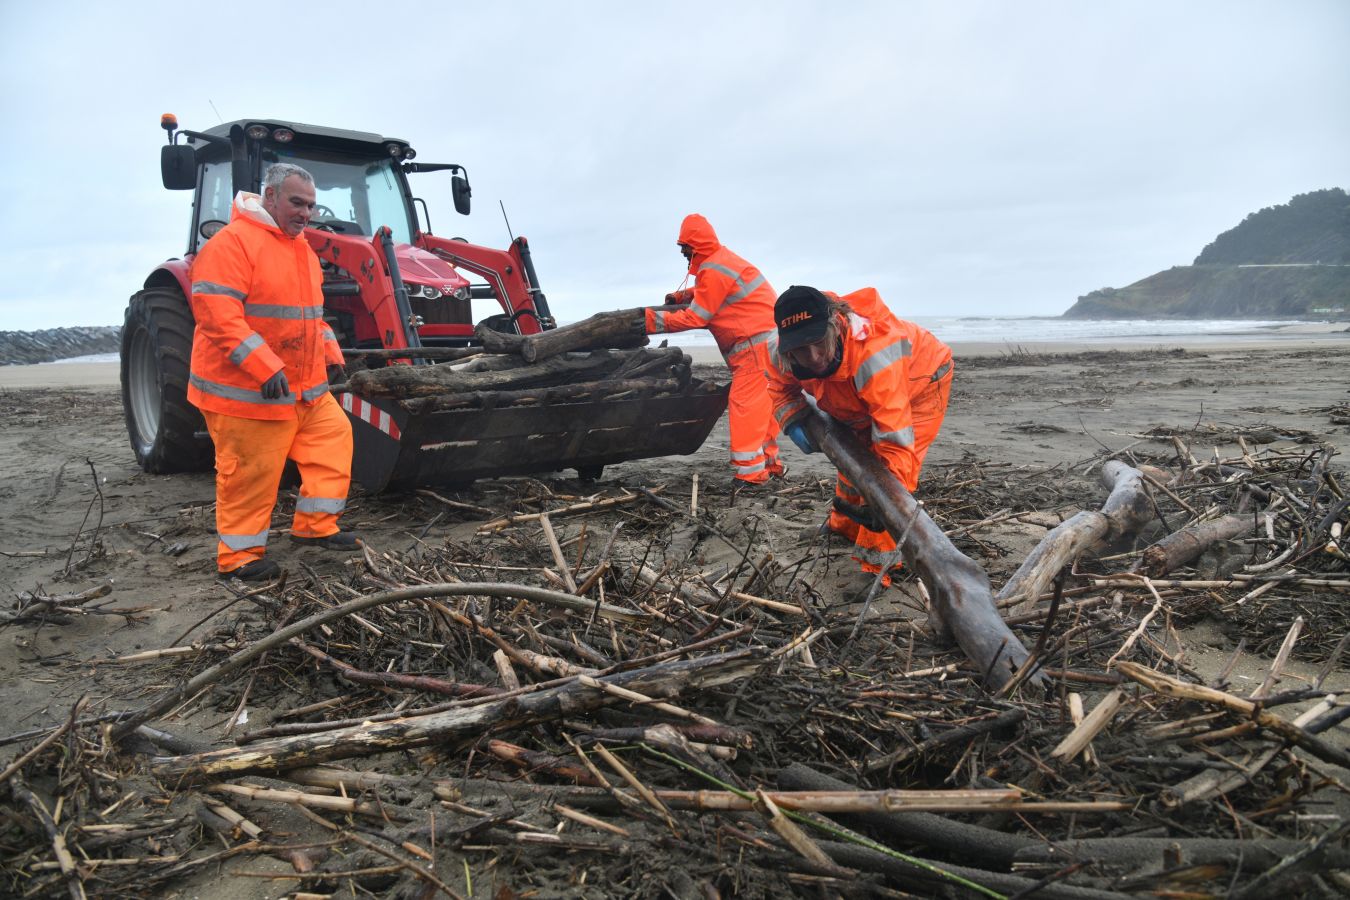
left=1065, top=265, right=1350, bottom=319
left=1064, top=188, right=1350, bottom=319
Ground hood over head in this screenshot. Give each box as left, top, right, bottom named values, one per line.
left=677, top=213, right=721, bottom=271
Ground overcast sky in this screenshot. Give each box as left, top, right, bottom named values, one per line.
left=2, top=0, right=1346, bottom=331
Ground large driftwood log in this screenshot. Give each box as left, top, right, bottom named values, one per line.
left=778, top=762, right=1034, bottom=870
left=1012, top=834, right=1350, bottom=875
left=347, top=348, right=662, bottom=399
left=401, top=377, right=690, bottom=413
left=802, top=413, right=1036, bottom=690
left=999, top=460, right=1153, bottom=613
left=476, top=308, right=650, bottom=363
left=1134, top=513, right=1256, bottom=578
left=150, top=649, right=763, bottom=782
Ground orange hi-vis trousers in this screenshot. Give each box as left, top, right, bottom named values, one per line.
left=726, top=338, right=784, bottom=484
left=202, top=392, right=353, bottom=573
left=826, top=369, right=952, bottom=583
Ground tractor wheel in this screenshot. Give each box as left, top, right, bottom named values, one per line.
left=120, top=287, right=214, bottom=473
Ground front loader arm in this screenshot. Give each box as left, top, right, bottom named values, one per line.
left=417, top=234, right=552, bottom=335
left=307, top=231, right=415, bottom=356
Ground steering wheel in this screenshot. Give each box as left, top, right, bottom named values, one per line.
left=313, top=204, right=336, bottom=220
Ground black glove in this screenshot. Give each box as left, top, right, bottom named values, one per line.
left=326, top=364, right=345, bottom=385
left=261, top=370, right=291, bottom=400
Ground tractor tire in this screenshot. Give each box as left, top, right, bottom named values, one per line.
left=120, top=287, right=214, bottom=473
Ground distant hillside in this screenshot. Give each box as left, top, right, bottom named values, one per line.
left=1065, top=189, right=1350, bottom=319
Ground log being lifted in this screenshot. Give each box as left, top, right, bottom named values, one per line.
left=476, top=307, right=651, bottom=363
left=347, top=346, right=688, bottom=400
left=999, top=460, right=1153, bottom=613
left=151, top=648, right=763, bottom=783
left=801, top=413, right=1036, bottom=690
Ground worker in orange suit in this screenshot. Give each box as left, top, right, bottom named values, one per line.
left=767, top=285, right=953, bottom=582
left=645, top=214, right=785, bottom=485
left=188, top=163, right=359, bottom=581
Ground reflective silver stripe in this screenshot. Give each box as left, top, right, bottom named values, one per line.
left=229, top=332, right=265, bottom=366
left=836, top=485, right=864, bottom=503
left=854, top=544, right=893, bottom=564
left=649, top=309, right=668, bottom=332
left=728, top=329, right=775, bottom=357
left=724, top=273, right=765, bottom=304
left=698, top=262, right=739, bottom=279
left=734, top=459, right=766, bottom=474
left=930, top=359, right=952, bottom=382
left=730, top=450, right=763, bottom=462
left=190, top=373, right=291, bottom=405
left=874, top=424, right=916, bottom=447
left=775, top=400, right=807, bottom=426
left=296, top=496, right=346, bottom=514
left=301, top=382, right=330, bottom=402
left=219, top=528, right=269, bottom=551
left=192, top=280, right=246, bottom=301
left=690, top=303, right=715, bottom=323
left=854, top=338, right=912, bottom=392
left=697, top=262, right=764, bottom=308
left=244, top=303, right=326, bottom=320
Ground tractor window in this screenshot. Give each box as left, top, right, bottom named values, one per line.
left=266, top=150, right=413, bottom=244
left=195, top=159, right=234, bottom=249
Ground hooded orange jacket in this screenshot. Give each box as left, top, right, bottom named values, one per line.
left=645, top=214, right=776, bottom=356
left=767, top=288, right=952, bottom=490
left=188, top=192, right=342, bottom=420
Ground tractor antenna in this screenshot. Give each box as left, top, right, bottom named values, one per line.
left=499, top=200, right=516, bottom=244
left=208, top=99, right=224, bottom=123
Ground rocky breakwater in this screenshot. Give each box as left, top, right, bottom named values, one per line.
left=0, top=326, right=122, bottom=365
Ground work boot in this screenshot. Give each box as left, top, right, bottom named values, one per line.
left=218, top=557, right=280, bottom=582
left=290, top=531, right=363, bottom=551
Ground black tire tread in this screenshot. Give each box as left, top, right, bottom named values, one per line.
left=120, top=287, right=213, bottom=473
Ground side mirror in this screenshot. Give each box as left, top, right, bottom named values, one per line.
left=452, top=173, right=471, bottom=215
left=161, top=145, right=197, bottom=190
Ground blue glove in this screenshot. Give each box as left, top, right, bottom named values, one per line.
left=261, top=370, right=291, bottom=400
left=784, top=420, right=818, bottom=454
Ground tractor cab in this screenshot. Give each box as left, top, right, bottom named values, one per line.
left=160, top=116, right=543, bottom=350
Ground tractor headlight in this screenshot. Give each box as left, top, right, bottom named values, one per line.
left=454, top=286, right=470, bottom=302
left=245, top=123, right=270, bottom=140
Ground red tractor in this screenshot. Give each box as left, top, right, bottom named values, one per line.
left=121, top=116, right=726, bottom=490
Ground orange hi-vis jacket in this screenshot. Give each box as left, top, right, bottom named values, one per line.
left=767, top=288, right=953, bottom=491
left=188, top=192, right=343, bottom=420
left=645, top=214, right=777, bottom=358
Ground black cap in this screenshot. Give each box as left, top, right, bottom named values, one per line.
left=775, top=285, right=832, bottom=352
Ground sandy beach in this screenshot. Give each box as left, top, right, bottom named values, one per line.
left=2, top=334, right=1348, bottom=896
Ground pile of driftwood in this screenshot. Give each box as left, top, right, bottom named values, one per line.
left=343, top=309, right=709, bottom=412
left=2, top=427, right=1348, bottom=897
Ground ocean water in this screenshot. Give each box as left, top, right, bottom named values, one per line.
left=50, top=317, right=1344, bottom=365
left=656, top=316, right=1344, bottom=349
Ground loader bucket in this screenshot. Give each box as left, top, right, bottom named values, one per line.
left=337, top=382, right=729, bottom=492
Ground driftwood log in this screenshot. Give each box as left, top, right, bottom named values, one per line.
left=999, top=460, right=1153, bottom=613
left=346, top=346, right=693, bottom=402
left=400, top=376, right=690, bottom=413
left=1135, top=512, right=1256, bottom=578
left=476, top=308, right=650, bottom=363
left=347, top=349, right=631, bottom=398
left=150, top=649, right=764, bottom=782
left=801, top=412, right=1036, bottom=690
